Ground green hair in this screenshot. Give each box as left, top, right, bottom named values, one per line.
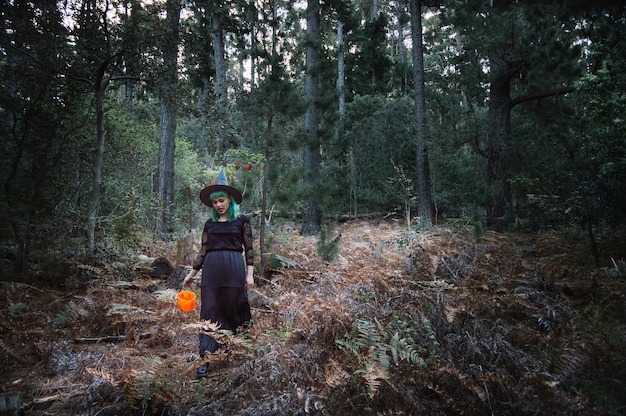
left=209, top=190, right=241, bottom=222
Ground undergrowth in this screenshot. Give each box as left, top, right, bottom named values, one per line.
left=335, top=316, right=436, bottom=399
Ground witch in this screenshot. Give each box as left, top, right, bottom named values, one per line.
left=184, top=168, right=254, bottom=377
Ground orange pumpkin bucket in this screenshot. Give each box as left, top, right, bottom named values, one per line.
left=177, top=291, right=196, bottom=312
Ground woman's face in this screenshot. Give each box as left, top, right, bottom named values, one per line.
left=212, top=195, right=231, bottom=216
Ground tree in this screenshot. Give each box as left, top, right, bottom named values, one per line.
left=409, top=0, right=434, bottom=228
left=558, top=4, right=626, bottom=263
left=67, top=0, right=131, bottom=258
left=157, top=0, right=181, bottom=236
left=0, top=1, right=81, bottom=272
left=347, top=3, right=392, bottom=97
left=301, top=0, right=322, bottom=236
left=445, top=1, right=582, bottom=231
left=211, top=0, right=228, bottom=104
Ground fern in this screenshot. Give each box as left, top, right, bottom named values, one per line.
left=0, top=338, right=30, bottom=363
left=135, top=355, right=161, bottom=404
left=335, top=336, right=361, bottom=358
left=52, top=302, right=80, bottom=328
left=335, top=318, right=430, bottom=398
left=130, top=355, right=180, bottom=412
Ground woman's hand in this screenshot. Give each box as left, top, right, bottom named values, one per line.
left=183, top=271, right=196, bottom=287
left=246, top=273, right=254, bottom=287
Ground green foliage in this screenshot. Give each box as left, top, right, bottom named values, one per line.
left=345, top=95, right=416, bottom=213
left=99, top=103, right=161, bottom=242
left=567, top=62, right=626, bottom=231
left=335, top=317, right=432, bottom=398
left=7, top=303, right=28, bottom=319
left=1, top=0, right=625, bottom=263
left=352, top=287, right=377, bottom=304
left=317, top=225, right=342, bottom=263
left=267, top=253, right=297, bottom=269
left=387, top=163, right=416, bottom=229
left=122, top=355, right=178, bottom=413
left=52, top=303, right=81, bottom=329
left=347, top=14, right=394, bottom=96
left=173, top=138, right=205, bottom=232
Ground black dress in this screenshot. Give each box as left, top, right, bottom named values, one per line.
left=191, top=215, right=253, bottom=356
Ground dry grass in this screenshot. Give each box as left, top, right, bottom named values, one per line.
left=1, top=219, right=625, bottom=415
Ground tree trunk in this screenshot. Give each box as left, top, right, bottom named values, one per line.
left=409, top=0, right=433, bottom=229
left=337, top=21, right=346, bottom=124
left=87, top=73, right=109, bottom=259
left=396, top=3, right=407, bottom=95
left=301, top=0, right=322, bottom=236
left=260, top=1, right=278, bottom=277
left=250, top=3, right=257, bottom=89
left=370, top=0, right=378, bottom=18
left=486, top=58, right=512, bottom=232
left=157, top=0, right=180, bottom=236
left=338, top=20, right=352, bottom=216
left=198, top=75, right=210, bottom=153
left=212, top=3, right=227, bottom=104
left=370, top=0, right=379, bottom=89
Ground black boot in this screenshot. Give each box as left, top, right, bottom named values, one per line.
left=196, top=362, right=209, bottom=378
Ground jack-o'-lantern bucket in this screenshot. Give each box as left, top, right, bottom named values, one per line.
left=178, top=291, right=196, bottom=312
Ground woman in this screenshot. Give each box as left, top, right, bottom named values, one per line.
left=183, top=168, right=254, bottom=378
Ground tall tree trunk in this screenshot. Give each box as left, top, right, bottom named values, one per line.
left=370, top=0, right=379, bottom=89
left=250, top=3, right=257, bottom=89
left=454, top=31, right=470, bottom=112
left=370, top=0, right=378, bottom=18
left=87, top=78, right=107, bottom=258
left=86, top=41, right=114, bottom=259
left=197, top=75, right=210, bottom=153
left=212, top=3, right=227, bottom=104
left=157, top=0, right=180, bottom=236
left=409, top=0, right=433, bottom=229
left=338, top=20, right=353, bottom=216
left=486, top=58, right=512, bottom=232
left=337, top=21, right=346, bottom=131
left=238, top=51, right=245, bottom=94
left=259, top=0, right=278, bottom=276
left=301, top=0, right=322, bottom=236
left=397, top=13, right=407, bottom=95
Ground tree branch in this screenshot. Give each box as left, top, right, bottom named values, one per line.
left=511, top=86, right=575, bottom=107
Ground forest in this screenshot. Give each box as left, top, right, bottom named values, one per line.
left=1, top=0, right=625, bottom=415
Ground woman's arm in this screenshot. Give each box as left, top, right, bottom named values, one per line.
left=243, top=218, right=254, bottom=287
left=246, top=265, right=254, bottom=287
left=183, top=225, right=209, bottom=287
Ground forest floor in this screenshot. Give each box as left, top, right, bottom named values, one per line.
left=1, top=219, right=625, bottom=415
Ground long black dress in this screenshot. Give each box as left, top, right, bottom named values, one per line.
left=191, top=215, right=253, bottom=356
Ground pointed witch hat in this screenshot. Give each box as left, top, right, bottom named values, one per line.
left=199, top=168, right=243, bottom=207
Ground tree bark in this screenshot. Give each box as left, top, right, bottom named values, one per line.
left=87, top=80, right=106, bottom=258
left=338, top=20, right=354, bottom=216
left=259, top=0, right=279, bottom=277
left=212, top=2, right=227, bottom=104
left=301, top=0, right=322, bottom=236
left=409, top=0, right=433, bottom=229
left=250, top=3, right=257, bottom=89
left=395, top=2, right=408, bottom=95
left=337, top=20, right=346, bottom=125
left=486, top=58, right=513, bottom=232
left=157, top=0, right=180, bottom=236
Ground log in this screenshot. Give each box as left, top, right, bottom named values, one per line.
left=74, top=333, right=152, bottom=343
left=150, top=257, right=174, bottom=278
